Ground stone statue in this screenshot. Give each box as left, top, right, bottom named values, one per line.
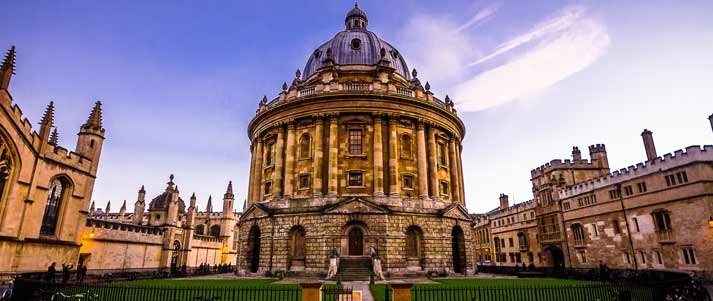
left=372, top=258, right=386, bottom=280
left=326, top=257, right=338, bottom=279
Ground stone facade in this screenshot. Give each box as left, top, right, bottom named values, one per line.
left=0, top=45, right=105, bottom=274
left=487, top=195, right=540, bottom=267
left=472, top=119, right=713, bottom=280
left=80, top=176, right=240, bottom=271
left=237, top=4, right=474, bottom=277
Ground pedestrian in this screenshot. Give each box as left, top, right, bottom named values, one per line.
left=46, top=262, right=57, bottom=283
left=77, top=264, right=87, bottom=283
left=598, top=260, right=609, bottom=282
left=62, top=263, right=74, bottom=284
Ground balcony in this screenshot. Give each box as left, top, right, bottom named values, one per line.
left=536, top=232, right=562, bottom=244
left=656, top=229, right=675, bottom=244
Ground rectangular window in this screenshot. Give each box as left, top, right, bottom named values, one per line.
left=347, top=172, right=363, bottom=187
left=402, top=175, right=414, bottom=190
left=515, top=253, right=522, bottom=263
left=637, top=182, right=647, bottom=193
left=665, top=174, right=676, bottom=186
left=592, top=224, right=599, bottom=237
left=264, top=181, right=273, bottom=195
left=632, top=217, right=640, bottom=232
left=437, top=142, right=447, bottom=166
left=563, top=202, right=570, bottom=210
left=609, top=189, right=621, bottom=200
left=508, top=237, right=514, bottom=247
left=577, top=250, right=587, bottom=263
left=266, top=142, right=275, bottom=166
left=624, top=186, right=633, bottom=196
left=639, top=251, right=647, bottom=264
left=348, top=129, right=363, bottom=155
left=624, top=252, right=631, bottom=264
left=612, top=220, right=621, bottom=234
left=655, top=251, right=663, bottom=264
left=299, top=174, right=310, bottom=189
left=682, top=247, right=697, bottom=265
left=439, top=180, right=449, bottom=195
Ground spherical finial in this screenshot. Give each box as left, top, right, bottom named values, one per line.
left=282, top=82, right=288, bottom=91
left=169, top=174, right=174, bottom=182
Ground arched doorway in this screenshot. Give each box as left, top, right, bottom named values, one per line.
left=545, top=245, right=565, bottom=271
left=247, top=225, right=261, bottom=273
left=451, top=226, right=466, bottom=274
left=171, top=240, right=181, bottom=273
left=288, top=226, right=306, bottom=269
left=348, top=227, right=363, bottom=256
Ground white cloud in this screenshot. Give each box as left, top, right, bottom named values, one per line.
left=456, top=3, right=500, bottom=33
left=453, top=7, right=610, bottom=111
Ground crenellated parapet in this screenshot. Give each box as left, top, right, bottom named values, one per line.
left=559, top=145, right=713, bottom=199
left=531, top=144, right=608, bottom=178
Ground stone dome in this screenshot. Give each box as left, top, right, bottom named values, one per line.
left=302, top=4, right=410, bottom=81
left=149, top=191, right=186, bottom=214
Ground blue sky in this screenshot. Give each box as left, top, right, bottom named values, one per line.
left=2, top=1, right=712, bottom=213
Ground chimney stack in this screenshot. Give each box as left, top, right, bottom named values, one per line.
left=641, top=129, right=657, bottom=162
left=571, top=146, right=582, bottom=161
left=499, top=193, right=509, bottom=210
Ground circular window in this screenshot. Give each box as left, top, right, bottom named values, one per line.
left=351, top=38, right=361, bottom=50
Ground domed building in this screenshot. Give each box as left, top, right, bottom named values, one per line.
left=238, top=4, right=474, bottom=278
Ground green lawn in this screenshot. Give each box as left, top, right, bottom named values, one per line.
left=371, top=278, right=656, bottom=301
left=52, top=279, right=301, bottom=301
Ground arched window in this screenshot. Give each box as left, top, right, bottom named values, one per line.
left=0, top=138, right=13, bottom=204
left=299, top=134, right=311, bottom=159
left=210, top=225, right=221, bottom=237
left=40, top=178, right=66, bottom=236
left=400, top=134, right=412, bottom=159
left=195, top=224, right=205, bottom=235
left=405, top=226, right=423, bottom=258
left=289, top=226, right=306, bottom=259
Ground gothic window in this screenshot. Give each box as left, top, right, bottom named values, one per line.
left=210, top=225, right=221, bottom=237
left=195, top=224, right=205, bottom=235
left=405, top=226, right=423, bottom=258
left=348, top=129, right=363, bottom=155
left=265, top=142, right=275, bottom=166
left=289, top=226, right=306, bottom=259
left=400, top=134, right=412, bottom=159
left=652, top=210, right=672, bottom=232
left=299, top=134, right=311, bottom=159
left=571, top=223, right=585, bottom=244
left=437, top=142, right=447, bottom=167
left=40, top=178, right=66, bottom=236
left=348, top=172, right=363, bottom=187
left=299, top=174, right=310, bottom=189
left=0, top=139, right=11, bottom=205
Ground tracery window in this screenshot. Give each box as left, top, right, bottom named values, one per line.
left=348, top=129, right=363, bottom=155
left=400, top=134, right=412, bottom=159
left=195, top=224, right=205, bottom=235
left=0, top=138, right=13, bottom=205
left=40, top=178, right=65, bottom=236
left=299, top=134, right=311, bottom=159
left=571, top=223, right=585, bottom=244
left=210, top=225, right=221, bottom=237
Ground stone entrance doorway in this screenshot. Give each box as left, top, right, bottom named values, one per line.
left=452, top=226, right=466, bottom=274
left=348, top=228, right=364, bottom=256
left=545, top=245, right=565, bottom=271
left=247, top=225, right=261, bottom=273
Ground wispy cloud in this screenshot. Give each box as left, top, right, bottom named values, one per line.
left=456, top=3, right=501, bottom=32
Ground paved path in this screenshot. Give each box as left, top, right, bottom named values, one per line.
left=345, top=281, right=373, bottom=301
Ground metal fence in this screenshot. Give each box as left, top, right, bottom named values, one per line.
left=412, top=284, right=656, bottom=301
left=10, top=280, right=301, bottom=301
left=321, top=285, right=353, bottom=301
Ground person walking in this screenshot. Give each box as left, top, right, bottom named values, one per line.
left=77, top=264, right=87, bottom=283
left=62, top=263, right=74, bottom=284
left=46, top=262, right=57, bottom=283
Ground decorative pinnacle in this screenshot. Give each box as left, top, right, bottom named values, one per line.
left=295, top=69, right=301, bottom=79
left=120, top=200, right=127, bottom=210
left=425, top=81, right=430, bottom=91
left=40, top=101, right=55, bottom=127
left=82, top=101, right=104, bottom=131
left=412, top=68, right=417, bottom=78
left=206, top=195, right=213, bottom=212
left=139, top=185, right=145, bottom=193
left=282, top=82, right=288, bottom=91
left=224, top=181, right=234, bottom=199
left=191, top=192, right=196, bottom=199
left=2, top=45, right=16, bottom=74
left=48, top=127, right=59, bottom=145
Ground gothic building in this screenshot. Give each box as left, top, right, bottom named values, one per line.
left=0, top=46, right=106, bottom=274
left=237, top=4, right=473, bottom=277
left=80, top=176, right=239, bottom=271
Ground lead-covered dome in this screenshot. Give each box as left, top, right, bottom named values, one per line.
left=302, top=4, right=410, bottom=81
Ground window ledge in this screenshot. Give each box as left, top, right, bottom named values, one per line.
left=346, top=154, right=367, bottom=159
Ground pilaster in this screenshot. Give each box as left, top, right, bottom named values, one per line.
left=448, top=136, right=461, bottom=204
left=273, top=124, right=286, bottom=198
left=284, top=120, right=296, bottom=197
left=416, top=119, right=428, bottom=199
left=388, top=116, right=400, bottom=196
left=427, top=124, right=439, bottom=199
left=372, top=113, right=385, bottom=196
left=313, top=115, right=324, bottom=196
left=327, top=114, right=339, bottom=196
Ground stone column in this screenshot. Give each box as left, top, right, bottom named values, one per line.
left=416, top=120, right=428, bottom=199
left=251, top=137, right=264, bottom=204
left=372, top=113, right=385, bottom=196
left=284, top=121, right=296, bottom=197
left=313, top=116, right=324, bottom=196
left=427, top=124, right=439, bottom=199
left=273, top=124, right=286, bottom=198
left=448, top=136, right=461, bottom=204
left=327, top=114, right=339, bottom=196
left=458, top=140, right=466, bottom=204
left=388, top=117, right=400, bottom=196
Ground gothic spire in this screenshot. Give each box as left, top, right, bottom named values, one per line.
left=81, top=101, right=104, bottom=131
left=48, top=127, right=59, bottom=145
left=224, top=181, right=234, bottom=199
left=1, top=46, right=16, bottom=74
left=120, top=200, right=127, bottom=210
left=40, top=101, right=55, bottom=127
left=89, top=201, right=95, bottom=214
left=105, top=200, right=111, bottom=213
left=206, top=195, right=213, bottom=212
left=139, top=185, right=145, bottom=193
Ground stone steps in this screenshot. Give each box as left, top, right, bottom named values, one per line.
left=336, top=257, right=372, bottom=281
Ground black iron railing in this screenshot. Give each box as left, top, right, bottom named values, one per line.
left=10, top=280, right=301, bottom=301
left=321, top=285, right=353, bottom=301
left=412, top=284, right=656, bottom=301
